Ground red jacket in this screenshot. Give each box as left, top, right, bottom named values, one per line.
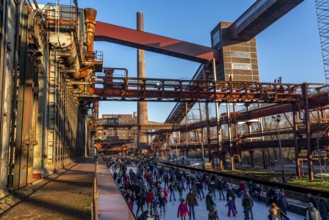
left=177, top=202, right=189, bottom=217
left=163, top=188, right=169, bottom=198
left=146, top=192, right=154, bottom=203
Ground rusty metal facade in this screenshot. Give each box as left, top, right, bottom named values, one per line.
left=0, top=2, right=102, bottom=190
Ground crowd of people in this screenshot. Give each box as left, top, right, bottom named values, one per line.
left=105, top=155, right=329, bottom=220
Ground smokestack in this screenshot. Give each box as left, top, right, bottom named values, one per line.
left=137, top=12, right=148, bottom=150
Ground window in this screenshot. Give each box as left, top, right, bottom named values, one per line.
left=232, top=63, right=252, bottom=70
left=231, top=51, right=251, bottom=58
left=212, top=30, right=220, bottom=46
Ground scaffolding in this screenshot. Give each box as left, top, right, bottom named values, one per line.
left=315, top=0, right=329, bottom=83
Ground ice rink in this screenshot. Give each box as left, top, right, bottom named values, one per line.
left=133, top=185, right=304, bottom=220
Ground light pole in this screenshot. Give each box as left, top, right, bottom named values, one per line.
left=272, top=115, right=287, bottom=183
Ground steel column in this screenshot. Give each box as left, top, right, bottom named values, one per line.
left=13, top=3, right=34, bottom=189
left=292, top=103, right=301, bottom=178
left=226, top=103, right=235, bottom=171
left=249, top=150, right=254, bottom=168
left=302, top=83, right=314, bottom=181
left=206, top=101, right=211, bottom=162
left=199, top=102, right=205, bottom=166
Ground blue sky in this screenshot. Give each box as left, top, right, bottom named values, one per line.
left=40, top=0, right=323, bottom=122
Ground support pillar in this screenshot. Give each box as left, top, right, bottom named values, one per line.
left=226, top=103, right=235, bottom=171
left=206, top=101, right=211, bottom=162
left=302, top=83, right=314, bottom=181
left=233, top=103, right=241, bottom=163
left=249, top=150, right=255, bottom=168
left=292, top=104, right=301, bottom=178
left=198, top=102, right=205, bottom=166
left=13, top=4, right=35, bottom=189
left=262, top=149, right=268, bottom=169
left=185, top=102, right=189, bottom=157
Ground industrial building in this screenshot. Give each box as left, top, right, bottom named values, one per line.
left=0, top=0, right=328, bottom=219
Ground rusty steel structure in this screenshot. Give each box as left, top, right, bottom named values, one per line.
left=0, top=0, right=325, bottom=194
left=78, top=75, right=304, bottom=102
left=88, top=0, right=328, bottom=181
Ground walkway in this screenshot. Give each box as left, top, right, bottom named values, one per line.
left=0, top=158, right=95, bottom=220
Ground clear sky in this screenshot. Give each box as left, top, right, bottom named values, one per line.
left=39, top=0, right=323, bottom=122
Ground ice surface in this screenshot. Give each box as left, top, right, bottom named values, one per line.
left=132, top=183, right=304, bottom=220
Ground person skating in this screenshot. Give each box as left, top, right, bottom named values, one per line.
left=209, top=180, right=216, bottom=198
left=169, top=180, right=177, bottom=202
left=196, top=179, right=205, bottom=200
left=177, top=199, right=189, bottom=220
left=152, top=196, right=159, bottom=217
left=226, top=185, right=237, bottom=213
left=226, top=197, right=236, bottom=217
left=146, top=189, right=154, bottom=215
left=217, top=179, right=225, bottom=201
left=163, top=187, right=169, bottom=200
left=270, top=202, right=291, bottom=220
left=208, top=206, right=219, bottom=220
left=268, top=208, right=280, bottom=220
left=177, top=181, right=186, bottom=200
left=242, top=191, right=254, bottom=220
left=318, top=197, right=329, bottom=220
left=206, top=191, right=216, bottom=211
left=278, top=192, right=289, bottom=220
left=159, top=193, right=167, bottom=214
left=186, top=189, right=198, bottom=220
left=135, top=192, right=146, bottom=216
left=164, top=172, right=169, bottom=188
left=306, top=202, right=320, bottom=220
left=308, top=193, right=319, bottom=210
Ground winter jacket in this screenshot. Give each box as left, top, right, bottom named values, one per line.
left=163, top=188, right=169, bottom=198
left=145, top=191, right=154, bottom=203
left=226, top=189, right=236, bottom=201
left=169, top=182, right=176, bottom=192
left=177, top=202, right=189, bottom=217
left=186, top=192, right=198, bottom=206
left=136, top=194, right=145, bottom=206
left=206, top=194, right=216, bottom=211
left=196, top=181, right=203, bottom=190
left=159, top=196, right=167, bottom=206
left=318, top=198, right=329, bottom=219
left=278, top=196, right=289, bottom=211
left=306, top=207, right=320, bottom=220
left=242, top=195, right=253, bottom=207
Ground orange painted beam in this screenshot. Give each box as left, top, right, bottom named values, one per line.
left=95, top=21, right=219, bottom=63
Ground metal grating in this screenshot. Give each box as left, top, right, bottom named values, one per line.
left=315, top=0, right=329, bottom=83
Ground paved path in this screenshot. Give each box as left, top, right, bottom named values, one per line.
left=0, top=158, right=95, bottom=220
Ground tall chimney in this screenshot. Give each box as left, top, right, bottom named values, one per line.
left=137, top=12, right=148, bottom=150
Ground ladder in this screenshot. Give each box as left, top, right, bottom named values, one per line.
left=47, top=49, right=57, bottom=164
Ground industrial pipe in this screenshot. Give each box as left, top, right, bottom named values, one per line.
left=84, top=8, right=97, bottom=54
